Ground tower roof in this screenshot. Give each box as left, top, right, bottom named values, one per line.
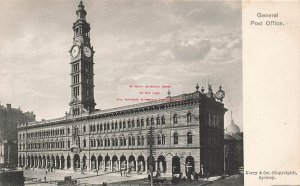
left=226, top=111, right=241, bottom=134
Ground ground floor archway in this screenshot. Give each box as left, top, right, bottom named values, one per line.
left=61, top=155, right=65, bottom=169
left=157, top=155, right=166, bottom=173
left=185, top=156, right=195, bottom=175
left=98, top=155, right=103, bottom=170
left=67, top=155, right=71, bottom=169
left=91, top=155, right=96, bottom=170
left=128, top=155, right=136, bottom=171
left=120, top=155, right=127, bottom=170
left=137, top=155, right=145, bottom=173
left=112, top=155, right=118, bottom=171
left=74, top=154, right=80, bottom=169
left=105, top=155, right=111, bottom=171
left=172, top=156, right=180, bottom=174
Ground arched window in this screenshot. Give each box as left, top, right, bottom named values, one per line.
left=120, top=137, right=123, bottom=146
left=97, top=139, right=100, bottom=147
left=137, top=135, right=141, bottom=145
left=162, top=134, right=166, bottom=145
left=156, top=117, right=160, bottom=125
left=115, top=122, right=118, bottom=130
left=83, top=139, right=87, bottom=147
left=128, top=120, right=131, bottom=128
left=137, top=119, right=140, bottom=127
left=112, top=122, right=114, bottom=130
left=104, top=123, right=107, bottom=131
left=132, top=120, right=135, bottom=128
left=173, top=114, right=178, bottom=124
left=93, top=124, right=96, bottom=132
left=123, top=121, right=126, bottom=129
left=107, top=123, right=110, bottom=130
left=187, top=132, right=192, bottom=144
left=141, top=136, right=145, bottom=145
left=97, top=124, right=99, bottom=132
left=174, top=132, right=178, bottom=144
left=100, top=124, right=103, bottom=131
left=187, top=112, right=192, bottom=123
left=112, top=138, right=115, bottom=146
left=141, top=119, right=145, bottom=127
left=161, top=116, right=165, bottom=125
left=132, top=136, right=135, bottom=146
left=157, top=134, right=161, bottom=145
left=123, top=137, right=127, bottom=146
left=83, top=125, right=86, bottom=133
left=146, top=118, right=150, bottom=126
left=90, top=139, right=94, bottom=147
left=115, top=137, right=118, bottom=146
left=128, top=136, right=132, bottom=146
left=151, top=118, right=154, bottom=126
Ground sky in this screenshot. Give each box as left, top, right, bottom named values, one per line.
left=0, top=0, right=242, bottom=131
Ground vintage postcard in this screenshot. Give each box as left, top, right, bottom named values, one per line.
left=0, top=0, right=299, bottom=186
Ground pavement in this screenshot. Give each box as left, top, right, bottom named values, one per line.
left=23, top=168, right=243, bottom=186
left=23, top=168, right=147, bottom=185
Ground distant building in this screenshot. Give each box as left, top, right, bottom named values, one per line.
left=224, top=112, right=243, bottom=175
left=0, top=103, right=35, bottom=168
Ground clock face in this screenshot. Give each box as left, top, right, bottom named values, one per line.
left=83, top=46, right=92, bottom=57
left=71, top=45, right=80, bottom=57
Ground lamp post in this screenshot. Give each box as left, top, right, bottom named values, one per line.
left=224, top=145, right=229, bottom=176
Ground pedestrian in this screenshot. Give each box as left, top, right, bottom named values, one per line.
left=46, top=170, right=47, bottom=175
left=44, top=176, right=46, bottom=182
left=207, top=171, right=210, bottom=180
left=96, top=169, right=99, bottom=176
left=121, top=171, right=123, bottom=177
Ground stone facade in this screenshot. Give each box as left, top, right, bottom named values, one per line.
left=17, top=92, right=226, bottom=176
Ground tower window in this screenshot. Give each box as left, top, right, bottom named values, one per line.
left=187, top=112, right=192, bottom=123
left=174, top=132, right=178, bottom=144
left=187, top=132, right=193, bottom=144
left=73, top=86, right=80, bottom=96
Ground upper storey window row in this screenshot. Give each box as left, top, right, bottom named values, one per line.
left=86, top=112, right=194, bottom=134
left=23, top=127, right=71, bottom=140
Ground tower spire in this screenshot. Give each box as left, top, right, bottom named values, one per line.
left=70, top=0, right=95, bottom=117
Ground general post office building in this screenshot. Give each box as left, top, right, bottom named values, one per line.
left=17, top=1, right=227, bottom=177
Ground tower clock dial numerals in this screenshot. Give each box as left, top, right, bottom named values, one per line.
left=83, top=46, right=92, bottom=57
left=71, top=45, right=80, bottom=57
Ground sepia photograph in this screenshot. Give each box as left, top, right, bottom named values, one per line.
left=1, top=0, right=244, bottom=185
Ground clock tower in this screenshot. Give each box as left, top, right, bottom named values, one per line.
left=69, top=0, right=96, bottom=117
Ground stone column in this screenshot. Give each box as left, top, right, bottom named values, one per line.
left=166, top=156, right=173, bottom=176
left=180, top=158, right=186, bottom=177
left=70, top=158, right=74, bottom=170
